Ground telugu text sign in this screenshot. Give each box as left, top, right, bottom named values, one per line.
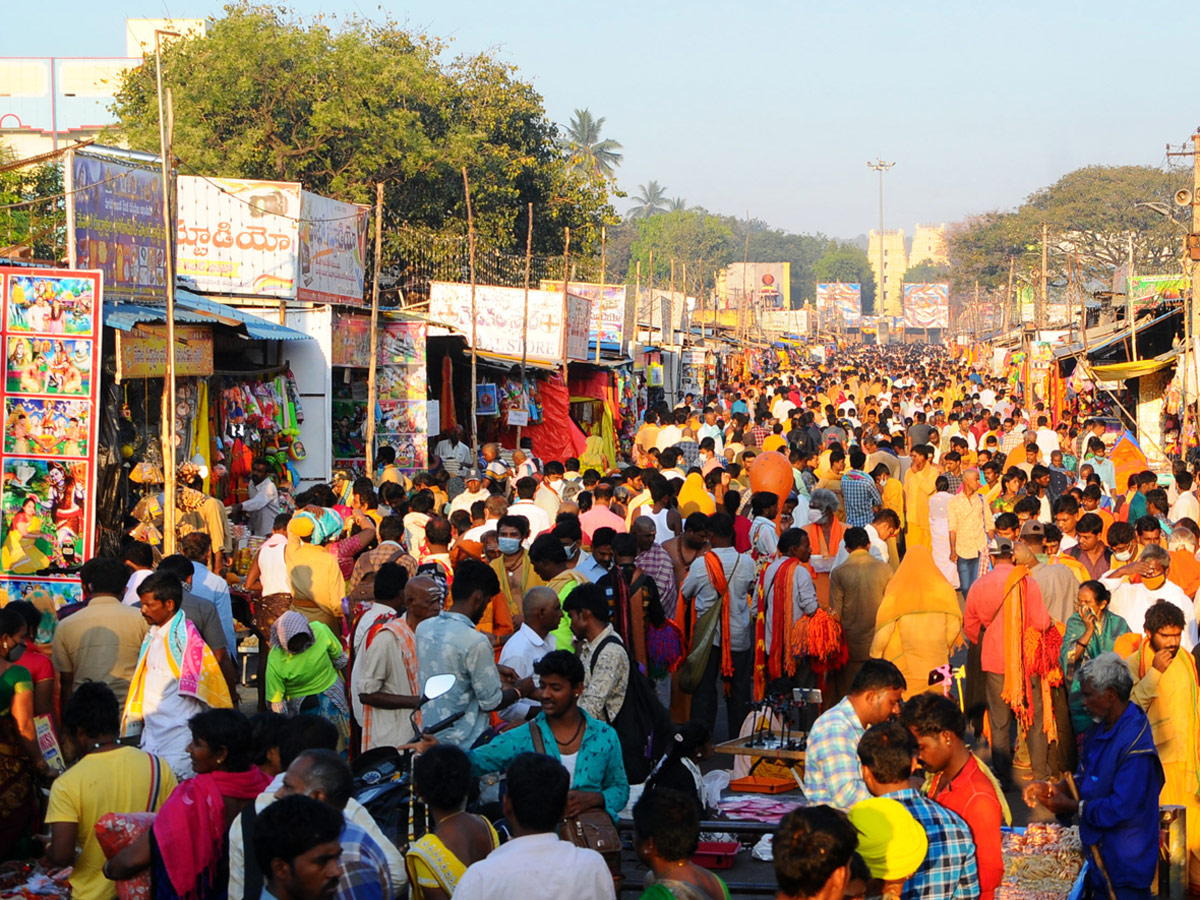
left=542, top=281, right=627, bottom=347
left=429, top=282, right=566, bottom=362
left=297, top=192, right=370, bottom=306
left=565, top=293, right=592, bottom=361
left=68, top=152, right=166, bottom=303
left=176, top=176, right=302, bottom=298
left=116, top=325, right=214, bottom=379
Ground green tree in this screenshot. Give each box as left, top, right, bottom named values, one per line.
left=813, top=241, right=877, bottom=309
left=626, top=210, right=734, bottom=284
left=0, top=144, right=64, bottom=261
left=107, top=3, right=609, bottom=256
left=901, top=261, right=951, bottom=284
left=562, top=108, right=623, bottom=182
left=668, top=197, right=687, bottom=212
left=628, top=181, right=669, bottom=219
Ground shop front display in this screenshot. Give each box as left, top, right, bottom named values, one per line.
left=0, top=267, right=102, bottom=609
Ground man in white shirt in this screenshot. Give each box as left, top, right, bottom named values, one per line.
left=453, top=754, right=616, bottom=900
left=434, top=426, right=474, bottom=477
left=655, top=410, right=685, bottom=452
left=697, top=407, right=725, bottom=455
left=534, top=461, right=565, bottom=521
left=462, top=495, right=506, bottom=542
left=748, top=492, right=780, bottom=559
left=1034, top=415, right=1059, bottom=464
left=509, top=477, right=552, bottom=546
left=449, top=468, right=490, bottom=515
left=180, top=533, right=238, bottom=662
left=1169, top=471, right=1199, bottom=524
left=122, top=541, right=155, bottom=606
left=831, top=509, right=897, bottom=570
left=233, top=458, right=280, bottom=537
left=498, top=587, right=562, bottom=723
left=1104, top=543, right=1197, bottom=650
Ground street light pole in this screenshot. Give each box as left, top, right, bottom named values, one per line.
left=868, top=157, right=895, bottom=329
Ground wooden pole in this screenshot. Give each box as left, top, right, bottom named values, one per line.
left=560, top=227, right=571, bottom=378
left=681, top=260, right=687, bottom=342
left=669, top=258, right=676, bottom=346
left=155, top=31, right=179, bottom=555
left=1003, top=256, right=1015, bottom=337
left=648, top=249, right=655, bottom=345
left=518, top=201, right=532, bottom=448
left=697, top=257, right=704, bottom=341
left=596, top=225, right=605, bottom=362
left=635, top=259, right=641, bottom=344
left=1039, top=222, right=1048, bottom=337
left=1127, top=231, right=1138, bottom=362
left=365, top=182, right=384, bottom=475
left=463, top=168, right=478, bottom=452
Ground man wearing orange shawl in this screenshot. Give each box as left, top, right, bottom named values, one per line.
left=1167, top=529, right=1200, bottom=598
left=805, top=488, right=844, bottom=608
left=870, top=545, right=962, bottom=700
left=1124, top=601, right=1200, bottom=893
left=753, top=528, right=819, bottom=700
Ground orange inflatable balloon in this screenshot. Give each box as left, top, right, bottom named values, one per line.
left=748, top=451, right=794, bottom=533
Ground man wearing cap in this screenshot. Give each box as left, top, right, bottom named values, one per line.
left=1015, top=521, right=1078, bottom=625
left=449, top=469, right=489, bottom=515
left=964, top=535, right=1053, bottom=789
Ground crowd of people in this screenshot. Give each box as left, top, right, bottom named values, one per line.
left=4, top=342, right=1199, bottom=900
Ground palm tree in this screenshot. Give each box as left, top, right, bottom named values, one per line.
left=562, top=108, right=623, bottom=181
left=628, top=181, right=670, bottom=219
left=668, top=197, right=687, bottom=212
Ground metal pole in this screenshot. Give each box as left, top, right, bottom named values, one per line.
left=155, top=30, right=180, bottom=555
left=596, top=225, right=605, bottom=362
left=365, top=183, right=383, bottom=474
left=560, top=228, right=571, bottom=376
left=868, top=158, right=895, bottom=318
left=518, top=202, right=532, bottom=447
left=463, top=168, right=478, bottom=453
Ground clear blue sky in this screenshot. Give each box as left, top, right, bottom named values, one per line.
left=6, top=0, right=1197, bottom=239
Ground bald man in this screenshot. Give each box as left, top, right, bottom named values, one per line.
left=497, top=587, right=562, bottom=722
left=354, top=574, right=443, bottom=750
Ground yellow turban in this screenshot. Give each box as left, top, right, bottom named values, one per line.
left=288, top=515, right=315, bottom=539
left=847, top=797, right=929, bottom=881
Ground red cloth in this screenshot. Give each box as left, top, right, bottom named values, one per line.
left=440, top=355, right=456, bottom=431
left=963, top=561, right=1050, bottom=673
left=502, top=376, right=586, bottom=461
left=733, top=515, right=752, bottom=553
left=932, top=755, right=1005, bottom=900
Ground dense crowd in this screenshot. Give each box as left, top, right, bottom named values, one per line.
left=3, top=342, right=1195, bottom=900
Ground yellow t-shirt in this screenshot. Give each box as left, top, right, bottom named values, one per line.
left=45, top=746, right=177, bottom=900
left=762, top=434, right=787, bottom=453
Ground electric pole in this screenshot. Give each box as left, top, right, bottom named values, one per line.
left=868, top=158, right=895, bottom=322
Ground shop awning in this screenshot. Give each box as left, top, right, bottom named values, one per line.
left=103, top=294, right=314, bottom=342
left=472, top=350, right=559, bottom=372
left=175, top=291, right=313, bottom=341
left=1089, top=355, right=1177, bottom=380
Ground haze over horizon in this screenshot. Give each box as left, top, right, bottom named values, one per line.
left=4, top=0, right=1197, bottom=241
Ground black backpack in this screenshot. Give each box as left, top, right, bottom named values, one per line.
left=590, top=634, right=673, bottom=784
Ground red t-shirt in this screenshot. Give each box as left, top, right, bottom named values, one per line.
left=933, top=754, right=1004, bottom=900
left=733, top=515, right=752, bottom=554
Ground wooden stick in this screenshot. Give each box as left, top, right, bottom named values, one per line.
left=366, top=182, right=384, bottom=474
left=462, top=167, right=478, bottom=453
left=518, top=201, right=532, bottom=448
left=1064, top=772, right=1118, bottom=900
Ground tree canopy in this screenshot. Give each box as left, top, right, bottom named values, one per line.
left=628, top=181, right=670, bottom=219
left=108, top=2, right=610, bottom=256
left=0, top=145, right=63, bottom=260
left=813, top=241, right=877, bottom=310
left=562, top=108, right=623, bottom=182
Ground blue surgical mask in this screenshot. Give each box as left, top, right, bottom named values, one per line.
left=498, top=537, right=522, bottom=555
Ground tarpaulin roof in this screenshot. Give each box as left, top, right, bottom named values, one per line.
left=1089, top=352, right=1178, bottom=381
left=103, top=293, right=314, bottom=343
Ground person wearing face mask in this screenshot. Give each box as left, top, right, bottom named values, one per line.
left=529, top=533, right=591, bottom=651
left=805, top=488, right=845, bottom=607
left=489, top=515, right=543, bottom=629
left=534, top=460, right=565, bottom=521
left=1103, top=543, right=1198, bottom=652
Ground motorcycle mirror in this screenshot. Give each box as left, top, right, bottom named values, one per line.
left=422, top=674, right=456, bottom=703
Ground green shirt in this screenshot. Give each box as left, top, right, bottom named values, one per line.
left=265, top=621, right=342, bottom=704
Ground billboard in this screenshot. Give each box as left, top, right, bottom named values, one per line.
left=68, top=151, right=167, bottom=302
left=297, top=192, right=370, bottom=306
left=565, top=294, right=593, bottom=360
left=0, top=267, right=103, bottom=611
left=541, top=281, right=627, bottom=348
left=176, top=176, right=302, bottom=297
left=430, top=281, right=591, bottom=362
left=720, top=263, right=791, bottom=310
left=761, top=309, right=810, bottom=334
left=816, top=283, right=861, bottom=327
left=1129, top=275, right=1188, bottom=310
left=902, top=283, right=950, bottom=329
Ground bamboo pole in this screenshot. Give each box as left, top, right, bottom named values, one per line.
left=365, top=182, right=383, bottom=474
left=155, top=31, right=179, bottom=555
left=560, top=227, right=571, bottom=377
left=462, top=168, right=478, bottom=453
left=595, top=225, right=605, bottom=362
left=518, top=202, right=532, bottom=448
left=635, top=259, right=641, bottom=344
left=1127, top=232, right=1138, bottom=362
left=648, top=249, right=655, bottom=344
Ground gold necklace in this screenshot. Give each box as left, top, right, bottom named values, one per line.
left=436, top=809, right=467, bottom=826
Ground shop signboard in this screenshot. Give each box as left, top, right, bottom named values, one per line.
left=297, top=192, right=370, bottom=306
left=761, top=309, right=809, bottom=334
left=902, top=283, right=950, bottom=329
left=0, top=267, right=103, bottom=610
left=816, top=283, right=861, bottom=327
left=429, top=281, right=566, bottom=362
left=68, top=151, right=166, bottom=302
left=330, top=313, right=372, bottom=367
left=541, top=281, right=627, bottom=347
left=176, top=176, right=302, bottom=298
left=720, top=262, right=791, bottom=310
left=116, top=325, right=214, bottom=379
left=1129, top=275, right=1188, bottom=310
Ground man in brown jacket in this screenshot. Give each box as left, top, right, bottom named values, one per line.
left=828, top=526, right=893, bottom=704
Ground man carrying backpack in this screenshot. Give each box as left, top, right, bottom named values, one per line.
left=565, top=583, right=628, bottom=723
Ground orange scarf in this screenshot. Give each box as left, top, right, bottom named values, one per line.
left=704, top=551, right=735, bottom=682
left=999, top=565, right=1063, bottom=742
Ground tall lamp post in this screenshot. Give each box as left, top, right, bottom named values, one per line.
left=868, top=157, right=895, bottom=327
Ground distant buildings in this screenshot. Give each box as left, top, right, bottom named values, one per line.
left=867, top=223, right=948, bottom=318
left=0, top=18, right=204, bottom=157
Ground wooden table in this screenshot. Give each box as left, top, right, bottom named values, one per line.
left=714, top=731, right=807, bottom=773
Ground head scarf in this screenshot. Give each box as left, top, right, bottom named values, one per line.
left=271, top=610, right=313, bottom=650
left=678, top=472, right=716, bottom=517
left=848, top=797, right=929, bottom=881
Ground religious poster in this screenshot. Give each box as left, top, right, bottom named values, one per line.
left=375, top=321, right=428, bottom=473
left=0, top=267, right=102, bottom=609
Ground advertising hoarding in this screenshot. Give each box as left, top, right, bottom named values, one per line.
left=816, top=283, right=861, bottom=327
left=297, top=192, right=370, bottom=306
left=902, top=283, right=950, bottom=329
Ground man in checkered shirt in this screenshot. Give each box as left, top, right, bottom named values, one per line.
left=858, top=721, right=980, bottom=900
